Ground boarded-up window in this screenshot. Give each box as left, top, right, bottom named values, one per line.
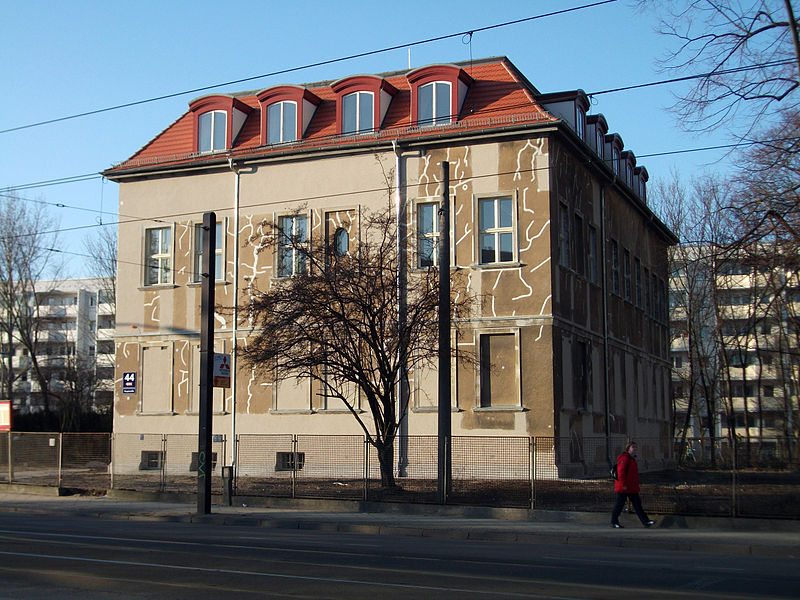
left=276, top=376, right=310, bottom=411
left=141, top=344, right=171, bottom=413
left=479, top=333, right=517, bottom=407
left=413, top=366, right=438, bottom=410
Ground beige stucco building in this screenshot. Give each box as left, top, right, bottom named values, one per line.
left=105, top=57, right=676, bottom=476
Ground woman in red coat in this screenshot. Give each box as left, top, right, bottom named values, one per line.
left=610, top=441, right=655, bottom=528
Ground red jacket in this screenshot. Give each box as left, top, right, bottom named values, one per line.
left=615, top=452, right=639, bottom=493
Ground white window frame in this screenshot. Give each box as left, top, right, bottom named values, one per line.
left=198, top=110, right=227, bottom=153
left=418, top=81, right=453, bottom=126
left=416, top=200, right=440, bottom=268
left=342, top=91, right=374, bottom=134
left=277, top=214, right=308, bottom=277
left=144, top=226, right=173, bottom=286
left=266, top=101, right=297, bottom=144
left=477, top=195, right=516, bottom=265
left=193, top=220, right=225, bottom=283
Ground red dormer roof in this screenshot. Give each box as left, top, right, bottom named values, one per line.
left=106, top=57, right=556, bottom=174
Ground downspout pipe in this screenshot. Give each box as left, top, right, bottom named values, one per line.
left=228, top=158, right=240, bottom=469
left=600, top=183, right=612, bottom=468
left=393, top=140, right=409, bottom=477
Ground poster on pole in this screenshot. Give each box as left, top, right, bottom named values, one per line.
left=213, top=353, right=231, bottom=388
left=0, top=401, right=11, bottom=431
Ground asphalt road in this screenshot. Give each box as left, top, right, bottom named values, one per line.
left=0, top=512, right=796, bottom=599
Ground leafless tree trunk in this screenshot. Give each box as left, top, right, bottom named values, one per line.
left=0, top=193, right=62, bottom=415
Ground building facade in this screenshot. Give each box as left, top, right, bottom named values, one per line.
left=105, top=57, right=676, bottom=477
left=2, top=278, right=115, bottom=416
left=670, top=245, right=800, bottom=459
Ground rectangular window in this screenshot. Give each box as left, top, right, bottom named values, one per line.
left=198, top=110, right=226, bottom=153
left=623, top=249, right=632, bottom=301
left=610, top=240, right=620, bottom=295
left=193, top=222, right=224, bottom=283
left=558, top=203, right=570, bottom=269
left=267, top=101, right=297, bottom=144
left=277, top=215, right=308, bottom=277
left=189, top=452, right=218, bottom=472
left=652, top=273, right=658, bottom=318
left=634, top=258, right=642, bottom=308
left=478, top=197, right=514, bottom=264
left=587, top=225, right=598, bottom=284
left=343, top=91, right=373, bottom=134
left=479, top=333, right=518, bottom=407
left=575, top=106, right=585, bottom=139
left=138, top=451, right=164, bottom=471
left=275, top=451, right=305, bottom=472
left=417, top=202, right=439, bottom=267
left=144, top=227, right=172, bottom=286
left=418, top=81, right=452, bottom=125
left=574, top=214, right=584, bottom=275
left=644, top=268, right=651, bottom=315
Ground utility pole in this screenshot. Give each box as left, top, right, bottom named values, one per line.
left=437, top=161, right=451, bottom=505
left=197, top=211, right=216, bottom=515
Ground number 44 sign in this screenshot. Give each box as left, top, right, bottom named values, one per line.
left=122, top=372, right=137, bottom=394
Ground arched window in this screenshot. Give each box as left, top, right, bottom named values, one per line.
left=198, top=110, right=227, bottom=153
left=342, top=91, right=374, bottom=134
left=267, top=101, right=298, bottom=144
left=333, top=228, right=349, bottom=257
left=418, top=81, right=452, bottom=125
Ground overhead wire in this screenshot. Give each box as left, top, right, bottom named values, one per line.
left=0, top=0, right=618, bottom=136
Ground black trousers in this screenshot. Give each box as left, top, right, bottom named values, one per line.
left=611, top=492, right=650, bottom=525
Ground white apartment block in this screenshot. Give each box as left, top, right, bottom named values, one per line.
left=6, top=278, right=115, bottom=414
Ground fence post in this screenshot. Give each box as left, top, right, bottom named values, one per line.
left=7, top=432, right=12, bottom=483
left=57, top=433, right=63, bottom=488
left=291, top=435, right=297, bottom=499
left=160, top=434, right=167, bottom=493
left=363, top=436, right=369, bottom=502
left=530, top=436, right=535, bottom=510
left=109, top=433, right=115, bottom=490
left=233, top=435, right=239, bottom=496
left=731, top=440, right=737, bottom=518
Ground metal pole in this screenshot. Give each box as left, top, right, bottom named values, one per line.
left=437, top=161, right=451, bottom=505
left=57, top=433, right=63, bottom=489
left=197, top=211, right=216, bottom=514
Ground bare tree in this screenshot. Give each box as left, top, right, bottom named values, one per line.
left=238, top=206, right=477, bottom=488
left=0, top=193, right=62, bottom=415
left=638, top=0, right=800, bottom=137
left=82, top=224, right=117, bottom=313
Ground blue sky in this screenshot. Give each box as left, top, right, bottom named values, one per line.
left=0, top=0, right=732, bottom=277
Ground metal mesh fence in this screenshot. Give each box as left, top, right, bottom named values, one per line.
left=234, top=434, right=294, bottom=497
left=60, top=433, right=110, bottom=489
left=367, top=436, right=438, bottom=504
left=7, top=432, right=60, bottom=486
left=2, top=431, right=797, bottom=519
left=163, top=434, right=226, bottom=494
left=450, top=436, right=530, bottom=508
left=295, top=435, right=364, bottom=500
left=111, top=433, right=166, bottom=492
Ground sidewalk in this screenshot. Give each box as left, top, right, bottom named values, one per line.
left=1, top=486, right=798, bottom=558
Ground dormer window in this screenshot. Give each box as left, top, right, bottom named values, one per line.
left=267, top=101, right=297, bottom=144
left=418, top=81, right=452, bottom=125
left=587, top=114, right=607, bottom=160
left=198, top=111, right=227, bottom=153
left=604, top=133, right=624, bottom=176
left=257, top=86, right=320, bottom=146
left=408, top=65, right=472, bottom=127
left=189, top=95, right=252, bottom=154
left=331, top=76, right=397, bottom=136
left=343, top=91, right=374, bottom=134
left=575, top=106, right=585, bottom=140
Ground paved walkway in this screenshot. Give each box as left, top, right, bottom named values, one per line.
left=1, top=487, right=798, bottom=558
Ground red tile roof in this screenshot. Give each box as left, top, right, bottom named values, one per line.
left=106, top=57, right=557, bottom=174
